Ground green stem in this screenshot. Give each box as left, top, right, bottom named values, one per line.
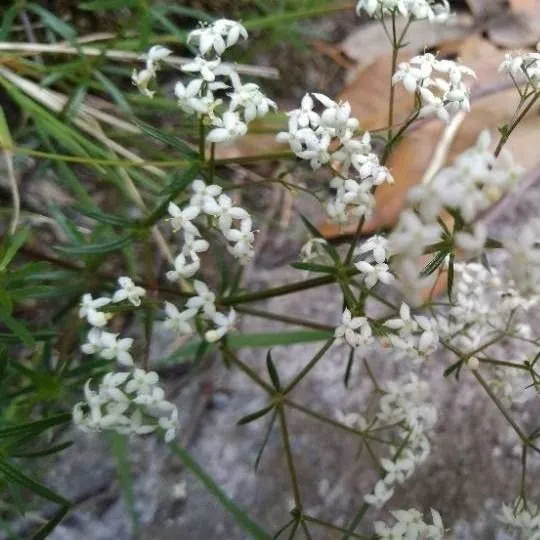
left=278, top=405, right=303, bottom=511
left=221, top=346, right=275, bottom=394
left=234, top=305, right=334, bottom=332
left=283, top=338, right=335, bottom=394
left=214, top=151, right=295, bottom=165
left=494, top=91, right=540, bottom=158
left=303, top=515, right=369, bottom=540
left=198, top=115, right=205, bottom=161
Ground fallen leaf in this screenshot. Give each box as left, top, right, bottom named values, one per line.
left=340, top=13, right=474, bottom=67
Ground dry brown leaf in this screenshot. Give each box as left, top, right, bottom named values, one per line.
left=340, top=13, right=474, bottom=67
left=320, top=35, right=540, bottom=240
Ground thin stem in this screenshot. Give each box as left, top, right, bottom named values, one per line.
left=283, top=338, right=335, bottom=394
left=221, top=346, right=275, bottom=394
left=387, top=11, right=398, bottom=143
left=234, top=305, right=334, bottom=332
left=494, top=91, right=540, bottom=158
left=198, top=115, right=205, bottom=160
left=278, top=405, right=303, bottom=511
left=473, top=370, right=536, bottom=451
left=284, top=398, right=392, bottom=444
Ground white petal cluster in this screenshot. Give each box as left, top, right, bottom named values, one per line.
left=132, top=45, right=172, bottom=98
left=73, top=370, right=179, bottom=443
left=388, top=131, right=522, bottom=301
left=497, top=500, right=540, bottom=537
left=499, top=50, right=540, bottom=90
left=362, top=374, right=437, bottom=509
left=79, top=293, right=111, bottom=328
left=356, top=0, right=450, bottom=21
left=168, top=19, right=274, bottom=145
left=277, top=94, right=392, bottom=223
left=393, top=53, right=476, bottom=122
left=81, top=328, right=134, bottom=367
left=334, top=308, right=373, bottom=348
left=374, top=508, right=445, bottom=539
left=166, top=179, right=255, bottom=281
left=112, top=276, right=146, bottom=306
left=384, top=302, right=439, bottom=360
left=163, top=279, right=236, bottom=344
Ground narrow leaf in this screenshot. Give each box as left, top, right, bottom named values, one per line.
left=135, top=120, right=198, bottom=158
left=237, top=405, right=274, bottom=426
left=266, top=350, right=281, bottom=391
left=54, top=235, right=135, bottom=255
left=255, top=408, right=278, bottom=471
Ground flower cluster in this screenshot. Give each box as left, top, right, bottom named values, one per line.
left=499, top=50, right=540, bottom=90
left=132, top=45, right=172, bottom=98
left=362, top=375, right=437, bottom=508
left=78, top=277, right=147, bottom=365
left=354, top=234, right=394, bottom=288
left=393, top=53, right=476, bottom=122
left=356, top=0, right=450, bottom=21
left=73, top=370, right=179, bottom=442
left=163, top=280, right=236, bottom=343
left=374, top=508, right=445, bottom=539
left=167, top=179, right=255, bottom=277
left=277, top=95, right=393, bottom=223
left=384, top=302, right=439, bottom=361
left=172, top=20, right=276, bottom=144
left=387, top=131, right=523, bottom=301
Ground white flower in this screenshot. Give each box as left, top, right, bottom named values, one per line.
left=112, top=277, right=146, bottom=306
left=186, top=280, right=216, bottom=317
left=99, top=332, right=134, bottom=367
left=190, top=180, right=222, bottom=215
left=182, top=233, right=210, bottom=259
left=188, top=19, right=247, bottom=56
left=355, top=261, right=394, bottom=288
left=357, top=0, right=450, bottom=21
left=229, top=82, right=277, bottom=123
left=388, top=210, right=441, bottom=257
left=159, top=408, right=179, bottom=443
left=455, top=223, right=487, bottom=256
left=163, top=302, right=197, bottom=335
left=286, top=93, right=320, bottom=131
left=81, top=328, right=104, bottom=355
left=146, top=45, right=172, bottom=70
left=355, top=235, right=389, bottom=264
left=182, top=56, right=221, bottom=82
left=206, top=111, right=248, bottom=143
left=335, top=309, right=373, bottom=348
left=166, top=252, right=201, bottom=281
left=205, top=309, right=236, bottom=342
left=215, top=194, right=250, bottom=232
left=79, top=294, right=111, bottom=327
left=167, top=202, right=201, bottom=235
left=131, top=68, right=155, bottom=98
left=225, top=218, right=255, bottom=261
left=364, top=479, right=394, bottom=509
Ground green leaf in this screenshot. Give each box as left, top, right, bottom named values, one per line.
left=94, top=71, right=132, bottom=113
left=31, top=504, right=70, bottom=540
left=237, top=405, right=274, bottom=426
left=344, top=347, right=355, bottom=388
left=0, top=413, right=71, bottom=439
left=0, top=227, right=30, bottom=272
left=0, top=5, right=19, bottom=41
left=54, top=235, right=135, bottom=256
left=13, top=441, right=73, bottom=458
left=266, top=350, right=281, bottom=391
left=255, top=408, right=277, bottom=472
left=27, top=4, right=76, bottom=40
left=0, top=304, right=35, bottom=346
left=80, top=0, right=138, bottom=9
left=447, top=252, right=455, bottom=301
left=290, top=262, right=335, bottom=274
left=421, top=250, right=448, bottom=277
left=160, top=330, right=333, bottom=365
left=0, top=458, right=70, bottom=506
left=168, top=442, right=271, bottom=540
left=0, top=331, right=55, bottom=344
left=73, top=204, right=136, bottom=227
left=135, top=120, right=198, bottom=158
